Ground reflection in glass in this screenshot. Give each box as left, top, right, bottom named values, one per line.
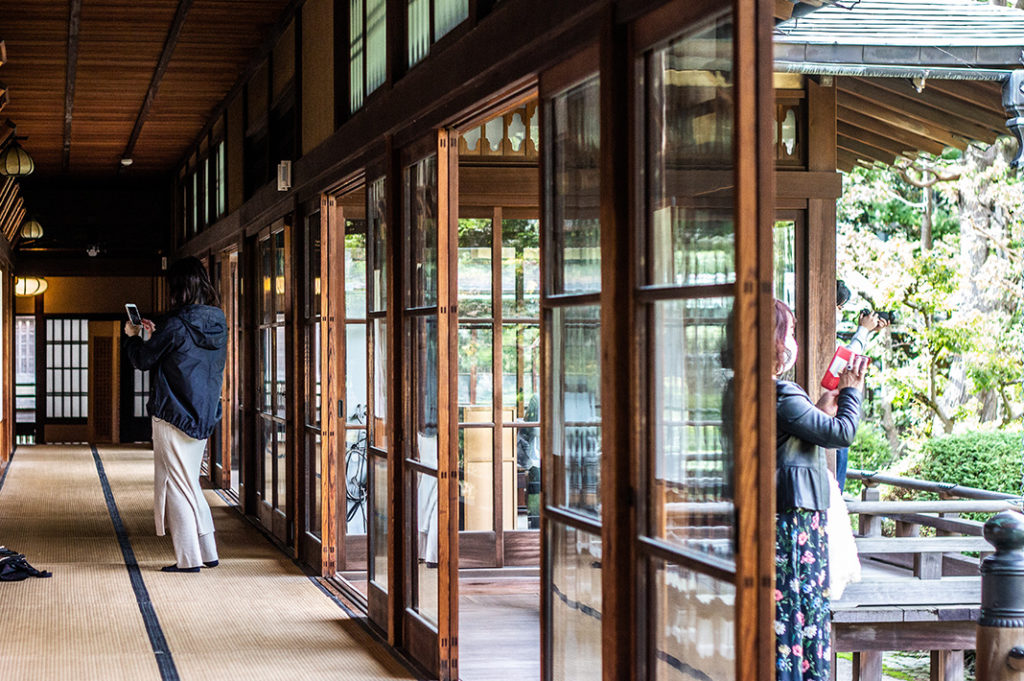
left=308, top=321, right=321, bottom=427
left=550, top=523, right=602, bottom=681
left=276, top=420, right=288, bottom=510
left=274, top=230, right=286, bottom=318
left=406, top=155, right=438, bottom=308
left=502, top=219, right=540, bottom=317
left=370, top=453, right=388, bottom=589
left=347, top=323, right=368, bottom=418
left=346, top=221, right=368, bottom=315
left=345, top=427, right=368, bottom=534
left=510, top=426, right=540, bottom=530
left=773, top=220, right=796, bottom=310
left=459, top=427, right=494, bottom=531
left=261, top=329, right=272, bottom=412
left=369, top=176, right=387, bottom=312
left=371, top=317, right=388, bottom=449
left=646, top=20, right=735, bottom=287
left=261, top=237, right=273, bottom=322
left=548, top=77, right=601, bottom=296
left=458, top=218, right=492, bottom=318
left=652, top=298, right=734, bottom=560
left=310, top=431, right=322, bottom=539
left=550, top=305, right=602, bottom=518
left=414, top=469, right=439, bottom=625
left=262, top=418, right=273, bottom=498
left=652, top=560, right=735, bottom=681
left=502, top=323, right=540, bottom=413
left=458, top=325, right=492, bottom=410
left=411, top=315, right=439, bottom=463
left=275, top=325, right=287, bottom=419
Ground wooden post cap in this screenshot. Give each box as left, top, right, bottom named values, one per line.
left=981, top=511, right=1024, bottom=628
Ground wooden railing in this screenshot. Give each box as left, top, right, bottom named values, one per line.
left=833, top=469, right=1024, bottom=680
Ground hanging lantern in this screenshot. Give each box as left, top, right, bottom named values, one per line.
left=19, top=218, right=42, bottom=240
left=0, top=138, right=34, bottom=177
left=14, top=276, right=47, bottom=296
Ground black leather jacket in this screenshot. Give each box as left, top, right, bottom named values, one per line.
left=775, top=380, right=861, bottom=513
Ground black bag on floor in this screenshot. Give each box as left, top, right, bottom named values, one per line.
left=0, top=554, right=52, bottom=580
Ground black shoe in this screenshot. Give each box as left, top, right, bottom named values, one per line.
left=203, top=560, right=219, bottom=568
left=160, top=564, right=200, bottom=573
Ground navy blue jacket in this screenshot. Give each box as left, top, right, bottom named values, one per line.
left=124, top=305, right=228, bottom=440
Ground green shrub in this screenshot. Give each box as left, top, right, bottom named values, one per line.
left=914, top=431, right=1024, bottom=496
left=843, top=422, right=893, bottom=495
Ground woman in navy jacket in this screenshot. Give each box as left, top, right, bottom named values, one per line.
left=773, top=299, right=865, bottom=681
left=124, top=257, right=227, bottom=573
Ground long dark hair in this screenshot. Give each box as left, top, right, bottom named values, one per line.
left=168, top=257, right=220, bottom=309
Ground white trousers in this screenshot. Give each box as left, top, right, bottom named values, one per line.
left=152, top=417, right=218, bottom=568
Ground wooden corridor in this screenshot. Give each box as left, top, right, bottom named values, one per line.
left=0, top=445, right=419, bottom=681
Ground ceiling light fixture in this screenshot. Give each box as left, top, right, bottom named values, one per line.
left=19, top=217, right=42, bottom=240
left=0, top=133, right=34, bottom=177
left=14, top=276, right=47, bottom=297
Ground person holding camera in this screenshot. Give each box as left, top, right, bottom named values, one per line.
left=123, top=258, right=227, bottom=573
left=774, top=298, right=866, bottom=680
left=834, top=280, right=889, bottom=489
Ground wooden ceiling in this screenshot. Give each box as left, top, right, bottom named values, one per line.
left=834, top=76, right=1006, bottom=172
left=1, top=0, right=293, bottom=177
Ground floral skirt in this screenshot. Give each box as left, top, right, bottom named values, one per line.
left=775, top=508, right=830, bottom=681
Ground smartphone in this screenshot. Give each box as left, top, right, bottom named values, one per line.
left=821, top=346, right=870, bottom=390
left=125, top=303, right=142, bottom=326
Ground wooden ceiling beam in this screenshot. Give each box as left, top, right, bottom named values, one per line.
left=838, top=105, right=947, bottom=156
left=839, top=90, right=965, bottom=149
left=840, top=78, right=1000, bottom=144
left=924, top=79, right=1007, bottom=119
left=0, top=182, right=18, bottom=229
left=838, top=134, right=896, bottom=166
left=837, top=149, right=859, bottom=173
left=121, top=0, right=195, bottom=166
left=837, top=121, right=912, bottom=159
left=62, top=0, right=82, bottom=172
left=0, top=196, right=23, bottom=239
left=3, top=206, right=23, bottom=242
left=858, top=77, right=1008, bottom=136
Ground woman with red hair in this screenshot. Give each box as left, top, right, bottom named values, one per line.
left=773, top=299, right=866, bottom=681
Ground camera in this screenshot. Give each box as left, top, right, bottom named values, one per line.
left=861, top=308, right=897, bottom=324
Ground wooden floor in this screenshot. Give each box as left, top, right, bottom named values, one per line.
left=459, top=576, right=540, bottom=681
left=0, top=445, right=419, bottom=681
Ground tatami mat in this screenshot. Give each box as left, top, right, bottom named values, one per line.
left=0, top=444, right=418, bottom=681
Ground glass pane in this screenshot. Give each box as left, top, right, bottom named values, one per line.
left=652, top=560, right=735, bottom=680
left=458, top=324, right=492, bottom=413
left=310, top=431, right=322, bottom=539
left=774, top=220, right=796, bottom=310
left=346, top=221, right=368, bottom=315
left=511, top=426, right=540, bottom=529
left=547, top=76, right=601, bottom=296
left=646, top=19, right=735, bottom=287
left=406, top=155, right=438, bottom=308
left=275, top=230, right=287, bottom=318
left=407, top=0, right=429, bottom=67
left=370, top=453, right=389, bottom=588
left=458, top=218, right=492, bottom=318
left=261, top=236, right=273, bottom=322
left=217, top=141, right=226, bottom=216
left=502, top=219, right=540, bottom=318
left=549, top=523, right=602, bottom=681
left=434, top=0, right=468, bottom=40
left=459, top=427, right=493, bottom=532
left=502, top=323, right=540, bottom=415
left=366, top=0, right=386, bottom=93
left=309, top=215, right=322, bottom=319
left=371, top=317, right=388, bottom=449
left=345, top=428, right=369, bottom=534
left=275, top=325, right=287, bottom=419
left=350, top=0, right=365, bottom=112
left=651, top=297, right=734, bottom=561
left=261, top=328, right=272, bottom=413
left=308, top=321, right=322, bottom=427
left=411, top=315, right=438, bottom=465
left=276, top=420, right=288, bottom=510
left=413, top=470, right=439, bottom=625
left=550, top=305, right=601, bottom=518
left=346, top=322, right=368, bottom=422
left=369, top=176, right=388, bottom=313
left=262, top=418, right=273, bottom=498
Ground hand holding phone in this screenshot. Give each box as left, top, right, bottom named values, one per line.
left=821, top=347, right=871, bottom=391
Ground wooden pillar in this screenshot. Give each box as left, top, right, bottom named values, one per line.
left=853, top=651, right=883, bottom=681
left=930, top=650, right=964, bottom=681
